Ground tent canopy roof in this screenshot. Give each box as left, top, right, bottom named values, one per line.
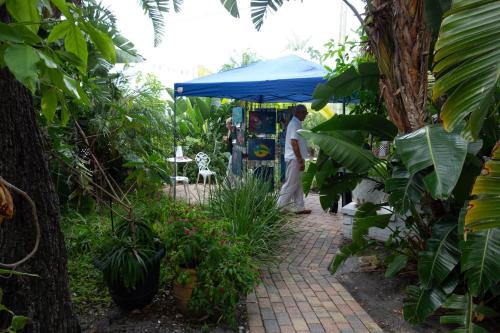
left=174, top=55, right=336, bottom=103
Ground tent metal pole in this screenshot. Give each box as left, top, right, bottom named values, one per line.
left=342, top=100, right=346, bottom=115
left=173, top=94, right=177, bottom=203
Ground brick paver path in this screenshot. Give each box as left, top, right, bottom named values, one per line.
left=168, top=185, right=382, bottom=332
left=246, top=195, right=383, bottom=333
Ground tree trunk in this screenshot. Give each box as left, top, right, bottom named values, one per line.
left=366, top=0, right=431, bottom=134
left=0, top=68, right=80, bottom=332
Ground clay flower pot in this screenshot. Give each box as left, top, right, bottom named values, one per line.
left=172, top=268, right=197, bottom=314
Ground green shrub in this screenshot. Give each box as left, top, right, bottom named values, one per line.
left=162, top=206, right=260, bottom=327
left=208, top=174, right=293, bottom=262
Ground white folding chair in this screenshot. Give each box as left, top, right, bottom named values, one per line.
left=169, top=176, right=190, bottom=203
left=195, top=152, right=217, bottom=200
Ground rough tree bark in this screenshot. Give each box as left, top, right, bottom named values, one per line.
left=0, top=67, right=80, bottom=332
left=365, top=0, right=431, bottom=134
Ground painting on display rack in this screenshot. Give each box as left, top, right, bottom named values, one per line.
left=248, top=139, right=275, bottom=161
left=232, top=107, right=244, bottom=125
left=249, top=111, right=276, bottom=134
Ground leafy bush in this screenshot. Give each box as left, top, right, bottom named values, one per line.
left=161, top=204, right=260, bottom=327
left=208, top=175, right=293, bottom=262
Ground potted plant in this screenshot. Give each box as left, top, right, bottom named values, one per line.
left=164, top=217, right=206, bottom=314
left=95, top=216, right=165, bottom=311
left=163, top=208, right=261, bottom=325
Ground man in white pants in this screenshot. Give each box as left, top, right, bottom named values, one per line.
left=277, top=105, right=311, bottom=214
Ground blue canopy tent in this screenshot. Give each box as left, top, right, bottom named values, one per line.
left=170, top=55, right=346, bottom=198
left=174, top=55, right=331, bottom=103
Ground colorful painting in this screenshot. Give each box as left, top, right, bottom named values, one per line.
left=232, top=107, right=243, bottom=124
left=248, top=139, right=275, bottom=161
left=249, top=111, right=276, bottom=134
left=231, top=150, right=242, bottom=176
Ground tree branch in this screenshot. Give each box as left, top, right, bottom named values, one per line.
left=342, top=0, right=366, bottom=31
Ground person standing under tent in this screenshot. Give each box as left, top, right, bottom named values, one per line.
left=223, top=117, right=235, bottom=177
left=277, top=105, right=311, bottom=214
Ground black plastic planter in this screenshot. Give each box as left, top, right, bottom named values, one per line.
left=95, top=247, right=166, bottom=311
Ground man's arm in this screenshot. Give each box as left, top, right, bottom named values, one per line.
left=291, top=139, right=305, bottom=171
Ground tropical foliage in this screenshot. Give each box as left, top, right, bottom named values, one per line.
left=215, top=0, right=499, bottom=331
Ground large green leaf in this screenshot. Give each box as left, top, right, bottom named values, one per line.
left=6, top=0, right=39, bottom=33
left=194, top=97, right=210, bottom=120
left=418, top=223, right=459, bottom=288
left=250, top=1, right=288, bottom=31
left=433, top=0, right=500, bottom=135
left=395, top=125, right=468, bottom=199
left=452, top=154, right=483, bottom=208
left=312, top=63, right=379, bottom=110
left=352, top=202, right=392, bottom=242
left=302, top=161, right=317, bottom=196
left=385, top=166, right=425, bottom=215
left=220, top=0, right=239, bottom=18
left=64, top=24, right=88, bottom=72
left=4, top=44, right=40, bottom=92
left=403, top=285, right=447, bottom=324
left=465, top=142, right=500, bottom=232
left=385, top=254, right=409, bottom=278
left=47, top=21, right=71, bottom=43
left=299, top=130, right=378, bottom=174
left=318, top=172, right=360, bottom=210
left=41, top=87, right=58, bottom=122
left=461, top=228, right=500, bottom=296
left=0, top=22, right=41, bottom=44
left=440, top=293, right=492, bottom=333
left=312, top=114, right=397, bottom=141
left=81, top=22, right=116, bottom=63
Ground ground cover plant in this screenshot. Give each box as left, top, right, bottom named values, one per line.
left=208, top=175, right=294, bottom=263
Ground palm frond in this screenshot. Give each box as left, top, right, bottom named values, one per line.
left=251, top=0, right=288, bottom=31
left=138, top=0, right=169, bottom=46
left=172, top=0, right=183, bottom=13
left=220, top=0, right=239, bottom=18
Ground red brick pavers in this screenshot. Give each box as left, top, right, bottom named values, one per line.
left=247, top=195, right=383, bottom=333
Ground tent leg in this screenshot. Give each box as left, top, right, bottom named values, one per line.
left=173, top=95, right=178, bottom=204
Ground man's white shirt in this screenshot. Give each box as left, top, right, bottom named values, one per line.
left=284, top=116, right=308, bottom=161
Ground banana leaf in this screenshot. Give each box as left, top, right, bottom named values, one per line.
left=385, top=254, right=408, bottom=278
left=312, top=114, right=397, bottom=141
left=433, top=0, right=500, bottom=136
left=312, top=62, right=379, bottom=110
left=440, top=293, right=494, bottom=333
left=395, top=125, right=468, bottom=199
left=465, top=142, right=500, bottom=233
left=299, top=130, right=378, bottom=174
left=403, top=285, right=447, bottom=324
left=385, top=166, right=425, bottom=215
left=461, top=228, right=500, bottom=297
left=318, top=172, right=360, bottom=210
left=418, top=222, right=459, bottom=288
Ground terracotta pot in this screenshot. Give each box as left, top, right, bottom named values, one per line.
left=172, top=268, right=197, bottom=314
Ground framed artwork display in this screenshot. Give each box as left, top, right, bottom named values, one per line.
left=248, top=111, right=276, bottom=134
left=248, top=139, right=275, bottom=161
left=232, top=107, right=243, bottom=124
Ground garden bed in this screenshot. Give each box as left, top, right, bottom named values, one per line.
left=334, top=243, right=445, bottom=333
left=76, top=283, right=248, bottom=333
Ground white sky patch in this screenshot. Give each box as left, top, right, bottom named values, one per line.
left=101, top=0, right=365, bottom=87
